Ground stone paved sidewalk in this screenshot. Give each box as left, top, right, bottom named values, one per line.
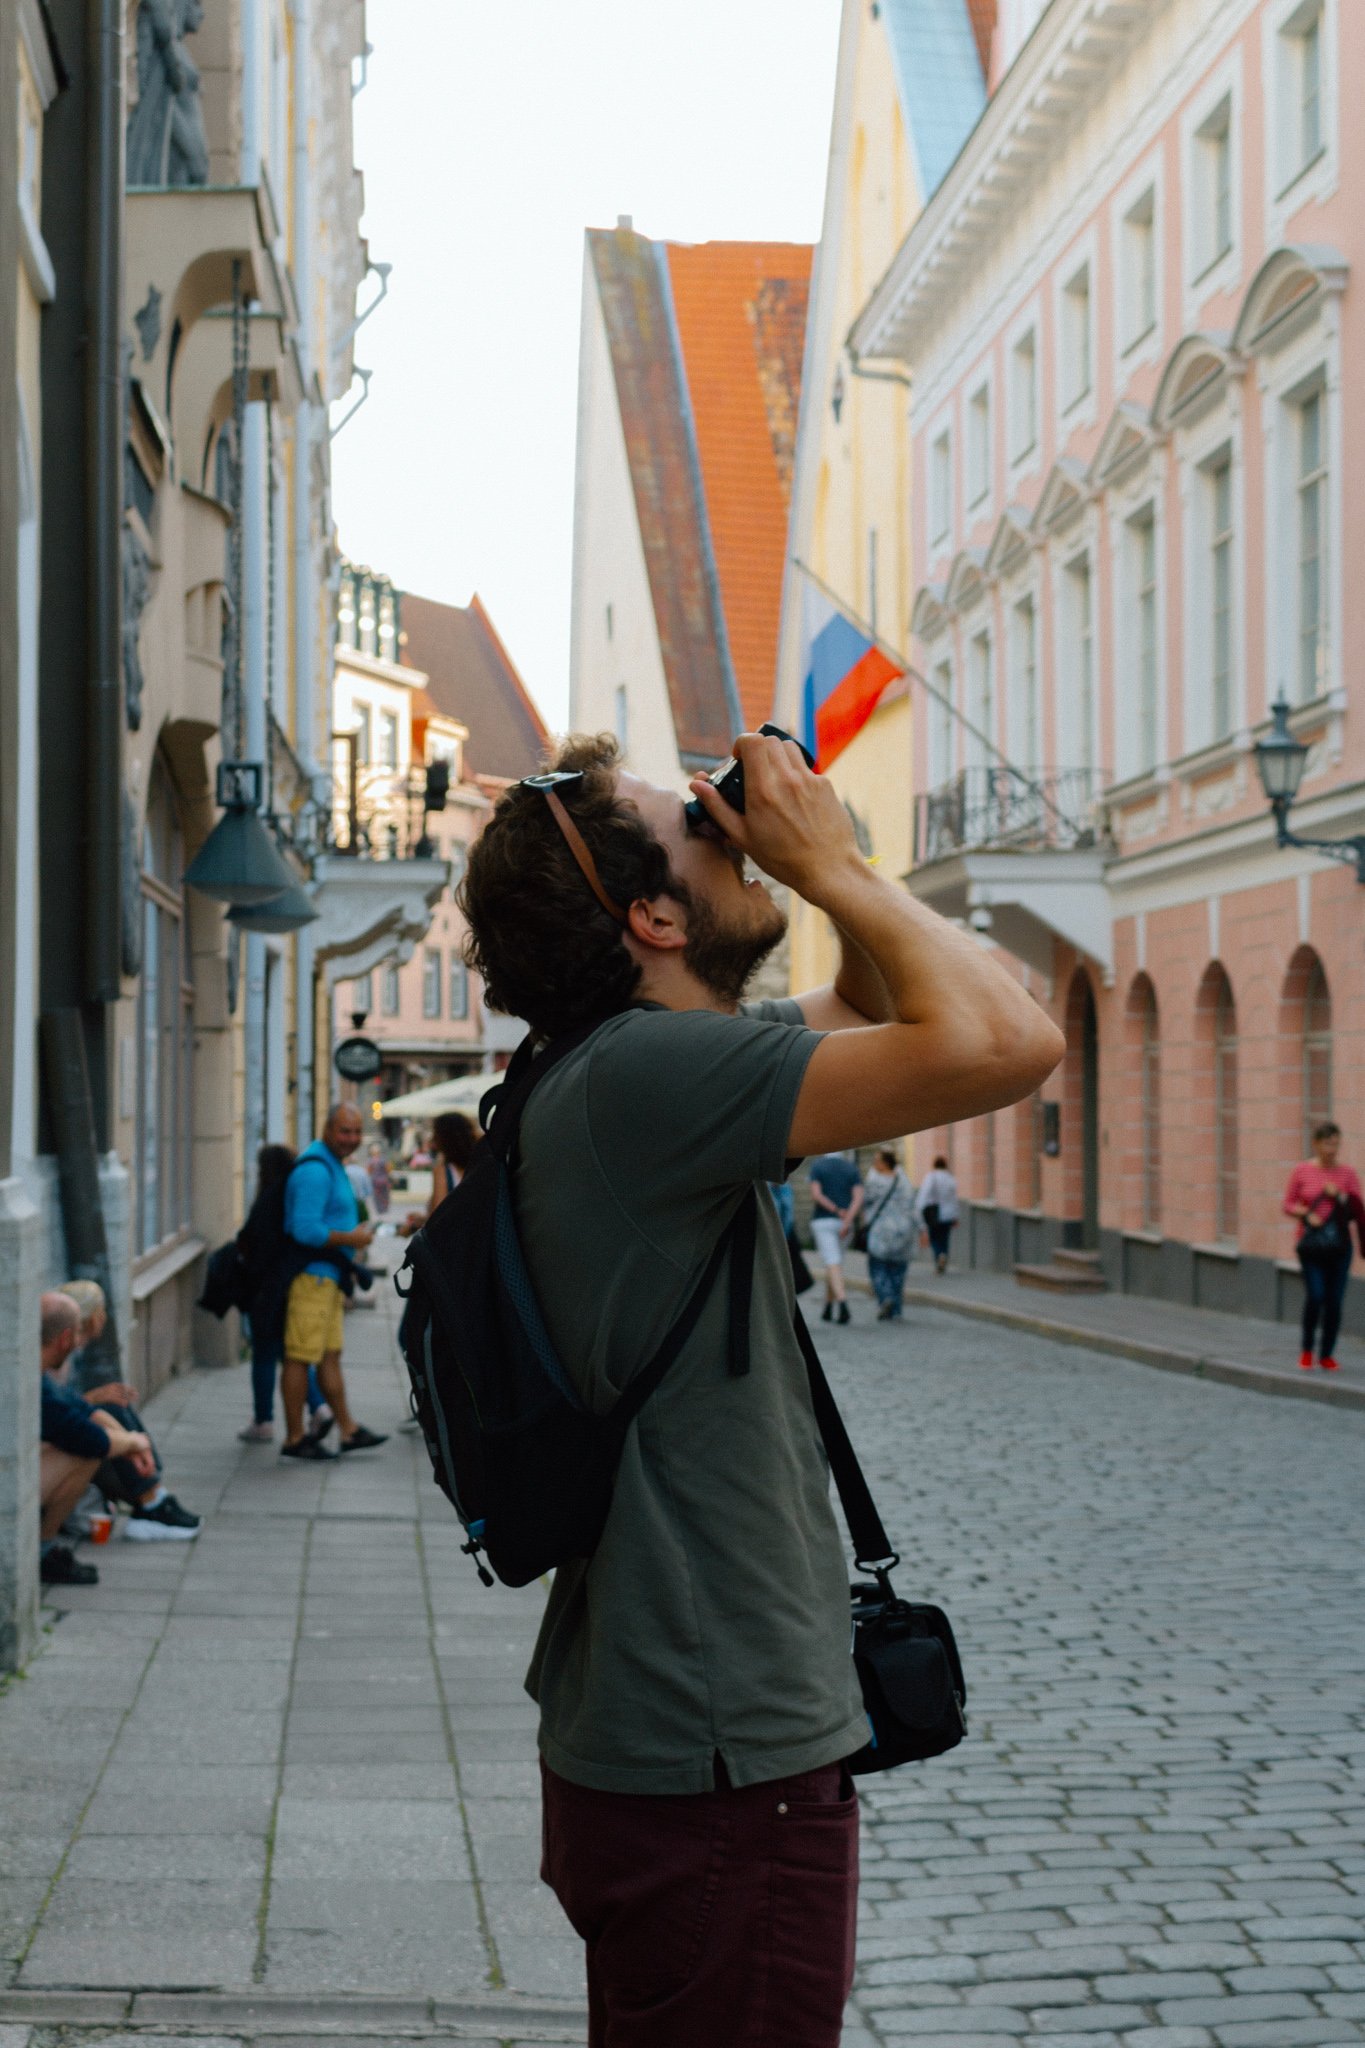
left=0, top=1258, right=586, bottom=2047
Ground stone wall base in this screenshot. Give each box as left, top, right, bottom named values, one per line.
left=0, top=1175, right=42, bottom=1673
left=960, top=1201, right=1363, bottom=1336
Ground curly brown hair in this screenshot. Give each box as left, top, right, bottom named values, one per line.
left=460, top=734, right=684, bottom=1038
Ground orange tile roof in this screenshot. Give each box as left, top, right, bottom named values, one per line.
left=967, top=0, right=997, bottom=83
left=664, top=241, right=812, bottom=732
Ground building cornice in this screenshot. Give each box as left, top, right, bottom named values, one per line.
left=850, top=0, right=1168, bottom=368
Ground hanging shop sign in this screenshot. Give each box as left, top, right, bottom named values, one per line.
left=333, top=1036, right=383, bottom=1083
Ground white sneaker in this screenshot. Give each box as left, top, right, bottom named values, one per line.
left=124, top=1495, right=201, bottom=1540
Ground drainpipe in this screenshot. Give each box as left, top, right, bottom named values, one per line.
left=84, top=0, right=124, bottom=1015
left=291, top=0, right=317, bottom=1146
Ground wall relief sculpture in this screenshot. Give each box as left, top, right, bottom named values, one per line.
left=126, top=0, right=210, bottom=188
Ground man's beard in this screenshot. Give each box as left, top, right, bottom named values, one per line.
left=681, top=886, right=787, bottom=1005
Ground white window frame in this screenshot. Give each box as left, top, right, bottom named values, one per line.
left=1111, top=151, right=1163, bottom=382
left=1181, top=56, right=1242, bottom=316
left=1054, top=230, right=1098, bottom=433
left=1056, top=542, right=1099, bottom=780
left=1109, top=481, right=1166, bottom=787
left=1264, top=0, right=1337, bottom=232
left=967, top=624, right=995, bottom=776
left=1006, top=301, right=1041, bottom=478
left=449, top=954, right=469, bottom=1021
left=1178, top=414, right=1242, bottom=759
left=928, top=420, right=954, bottom=552
left=1261, top=315, right=1341, bottom=715
left=422, top=947, right=442, bottom=1020
left=928, top=652, right=956, bottom=790
left=381, top=961, right=401, bottom=1017
left=965, top=371, right=994, bottom=520
left=378, top=708, right=399, bottom=770
left=1006, top=580, right=1042, bottom=780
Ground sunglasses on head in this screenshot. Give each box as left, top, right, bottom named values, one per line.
left=518, top=771, right=629, bottom=926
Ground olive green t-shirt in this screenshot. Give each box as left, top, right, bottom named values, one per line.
left=516, top=999, right=868, bottom=1795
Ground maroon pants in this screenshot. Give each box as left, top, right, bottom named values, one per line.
left=540, top=1758, right=859, bottom=2047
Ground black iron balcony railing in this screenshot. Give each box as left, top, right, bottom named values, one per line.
left=914, top=767, right=1104, bottom=864
left=330, top=738, right=435, bottom=862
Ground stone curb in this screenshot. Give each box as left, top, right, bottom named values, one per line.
left=894, top=1283, right=1365, bottom=1412
left=0, top=1990, right=586, bottom=2041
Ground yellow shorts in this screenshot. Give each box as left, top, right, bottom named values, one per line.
left=284, top=1273, right=345, bottom=1364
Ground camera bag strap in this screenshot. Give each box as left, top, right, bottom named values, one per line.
left=792, top=1308, right=899, bottom=1569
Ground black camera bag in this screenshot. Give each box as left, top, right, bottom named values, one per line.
left=794, top=1309, right=967, bottom=1772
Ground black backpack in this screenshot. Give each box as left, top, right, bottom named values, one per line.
left=395, top=1023, right=756, bottom=1589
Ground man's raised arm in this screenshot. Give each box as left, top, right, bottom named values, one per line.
left=688, top=734, right=1064, bottom=1157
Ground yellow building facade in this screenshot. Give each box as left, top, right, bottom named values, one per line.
left=773, top=0, right=989, bottom=992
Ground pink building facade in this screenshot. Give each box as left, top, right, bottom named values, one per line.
left=853, top=0, right=1365, bottom=1327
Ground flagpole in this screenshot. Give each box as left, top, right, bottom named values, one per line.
left=791, top=557, right=1079, bottom=838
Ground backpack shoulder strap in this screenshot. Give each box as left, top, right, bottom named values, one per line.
left=612, top=1186, right=758, bottom=1428
left=480, top=1018, right=606, bottom=1161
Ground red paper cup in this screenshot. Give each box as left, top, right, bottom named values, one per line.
left=88, top=1513, right=113, bottom=1545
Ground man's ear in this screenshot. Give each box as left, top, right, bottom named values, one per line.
left=625, top=894, right=688, bottom=954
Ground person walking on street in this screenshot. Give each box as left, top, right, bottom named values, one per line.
left=280, top=1104, right=388, bottom=1460
left=863, top=1148, right=917, bottom=1320
left=1284, top=1120, right=1365, bottom=1372
left=236, top=1145, right=330, bottom=1444
left=459, top=728, right=1062, bottom=2046
left=917, top=1155, right=959, bottom=1273
left=366, top=1143, right=392, bottom=1216
left=401, top=1111, right=477, bottom=1234
left=809, top=1151, right=862, bottom=1324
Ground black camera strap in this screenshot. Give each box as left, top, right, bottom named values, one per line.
left=792, top=1307, right=899, bottom=1574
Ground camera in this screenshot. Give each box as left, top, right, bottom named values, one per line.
left=683, top=723, right=815, bottom=834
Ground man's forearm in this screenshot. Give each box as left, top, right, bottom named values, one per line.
left=805, top=856, right=1035, bottom=1040
left=833, top=924, right=894, bottom=1024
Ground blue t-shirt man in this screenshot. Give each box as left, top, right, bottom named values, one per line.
left=809, top=1154, right=861, bottom=1213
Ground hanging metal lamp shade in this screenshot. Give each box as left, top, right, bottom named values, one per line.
left=226, top=881, right=319, bottom=933
left=185, top=805, right=298, bottom=907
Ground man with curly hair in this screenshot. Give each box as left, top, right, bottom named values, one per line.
left=460, top=730, right=1062, bottom=2047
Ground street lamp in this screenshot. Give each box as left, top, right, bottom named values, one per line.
left=1254, top=698, right=1365, bottom=883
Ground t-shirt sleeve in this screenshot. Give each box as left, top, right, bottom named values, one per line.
left=741, top=995, right=807, bottom=1028
left=590, top=1008, right=822, bottom=1194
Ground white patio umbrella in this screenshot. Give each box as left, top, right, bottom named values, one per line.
left=376, top=1072, right=496, bottom=1122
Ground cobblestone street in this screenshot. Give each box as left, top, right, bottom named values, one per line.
left=2, top=1274, right=1364, bottom=2046
left=838, top=1298, right=1365, bottom=2047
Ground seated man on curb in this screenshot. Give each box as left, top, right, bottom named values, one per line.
left=46, top=1285, right=202, bottom=1545
left=39, top=1294, right=152, bottom=1585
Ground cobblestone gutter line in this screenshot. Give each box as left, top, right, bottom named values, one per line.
left=895, top=1282, right=1365, bottom=1412
left=0, top=1985, right=587, bottom=2039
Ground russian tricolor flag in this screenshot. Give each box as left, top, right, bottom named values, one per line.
left=799, top=590, right=903, bottom=771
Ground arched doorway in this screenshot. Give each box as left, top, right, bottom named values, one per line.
left=1064, top=970, right=1100, bottom=1249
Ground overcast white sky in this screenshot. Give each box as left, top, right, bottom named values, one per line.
left=329, top=0, right=842, bottom=732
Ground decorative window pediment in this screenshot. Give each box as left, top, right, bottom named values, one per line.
left=1034, top=458, right=1088, bottom=536
left=983, top=504, right=1033, bottom=581
left=911, top=582, right=950, bottom=641
left=944, top=549, right=988, bottom=613
left=1090, top=402, right=1156, bottom=489
left=1232, top=243, right=1347, bottom=357
left=1152, top=333, right=1238, bottom=432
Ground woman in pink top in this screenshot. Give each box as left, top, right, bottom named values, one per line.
left=1283, top=1121, right=1365, bottom=1372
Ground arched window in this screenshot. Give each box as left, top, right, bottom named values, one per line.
left=137, top=761, right=194, bottom=1255
left=1133, top=978, right=1161, bottom=1233
left=1302, top=956, right=1332, bottom=1151
left=1213, top=971, right=1238, bottom=1243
